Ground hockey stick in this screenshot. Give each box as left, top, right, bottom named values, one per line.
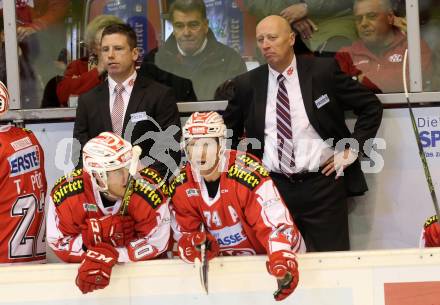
left=274, top=272, right=293, bottom=299
left=119, top=145, right=142, bottom=216
left=402, top=49, right=440, bottom=223
left=194, top=223, right=208, bottom=294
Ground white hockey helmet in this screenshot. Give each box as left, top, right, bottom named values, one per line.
left=82, top=132, right=133, bottom=192
left=0, top=81, right=10, bottom=117
left=183, top=111, right=226, bottom=140
left=182, top=111, right=227, bottom=165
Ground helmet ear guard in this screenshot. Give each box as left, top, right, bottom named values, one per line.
left=82, top=132, right=133, bottom=192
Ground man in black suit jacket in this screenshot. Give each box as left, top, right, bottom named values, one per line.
left=73, top=24, right=181, bottom=177
left=223, top=15, right=383, bottom=252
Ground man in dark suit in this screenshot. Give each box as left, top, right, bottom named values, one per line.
left=223, top=15, right=383, bottom=252
left=73, top=24, right=181, bottom=177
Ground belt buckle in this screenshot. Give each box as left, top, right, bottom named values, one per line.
left=289, top=174, right=303, bottom=183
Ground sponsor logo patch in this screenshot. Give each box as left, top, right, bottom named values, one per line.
left=83, top=203, right=98, bottom=212
left=227, top=164, right=261, bottom=190
left=10, top=136, right=32, bottom=151
left=134, top=179, right=164, bottom=209
left=210, top=223, right=247, bottom=247
left=8, top=145, right=40, bottom=177
left=388, top=53, right=403, bottom=63
left=169, top=171, right=187, bottom=196
left=186, top=188, right=199, bottom=197
left=51, top=178, right=84, bottom=206
left=53, top=169, right=83, bottom=188
left=425, top=215, right=438, bottom=228
left=236, top=154, right=269, bottom=177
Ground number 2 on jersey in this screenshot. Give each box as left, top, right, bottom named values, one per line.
left=9, top=193, right=46, bottom=259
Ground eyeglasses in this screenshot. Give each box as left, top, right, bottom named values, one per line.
left=173, top=21, right=202, bottom=32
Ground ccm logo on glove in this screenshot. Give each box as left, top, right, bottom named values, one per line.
left=86, top=249, right=115, bottom=264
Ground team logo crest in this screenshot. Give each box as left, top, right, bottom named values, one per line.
left=388, top=54, right=403, bottom=63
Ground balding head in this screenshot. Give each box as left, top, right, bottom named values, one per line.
left=257, top=15, right=293, bottom=35
left=256, top=15, right=295, bottom=73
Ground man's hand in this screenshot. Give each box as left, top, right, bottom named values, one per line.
left=81, top=215, right=135, bottom=248
left=266, top=250, right=299, bottom=301
left=424, top=215, right=440, bottom=247
left=177, top=231, right=219, bottom=263
left=280, top=3, right=308, bottom=23
left=321, top=148, right=358, bottom=178
left=292, top=18, right=318, bottom=40
left=76, top=243, right=119, bottom=294
left=17, top=26, right=37, bottom=42
left=393, top=16, right=407, bottom=33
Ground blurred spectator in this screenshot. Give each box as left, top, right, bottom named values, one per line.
left=56, top=15, right=124, bottom=106
left=0, top=0, right=69, bottom=41
left=0, top=15, right=42, bottom=109
left=148, top=0, right=247, bottom=101
left=335, top=0, right=432, bottom=93
left=0, top=0, right=69, bottom=108
left=418, top=0, right=440, bottom=90
left=242, top=0, right=358, bottom=55
left=138, top=55, right=197, bottom=101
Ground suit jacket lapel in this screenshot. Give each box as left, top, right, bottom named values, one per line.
left=98, top=80, right=112, bottom=131
left=123, top=76, right=149, bottom=131
left=296, top=55, right=320, bottom=130
left=255, top=65, right=269, bottom=143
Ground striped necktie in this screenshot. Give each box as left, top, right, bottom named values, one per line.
left=111, top=84, right=125, bottom=136
left=276, top=74, right=295, bottom=175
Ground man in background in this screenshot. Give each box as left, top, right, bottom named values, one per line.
left=73, top=24, right=181, bottom=177
left=335, top=0, right=432, bottom=93
left=149, top=0, right=247, bottom=100
left=223, top=15, right=382, bottom=252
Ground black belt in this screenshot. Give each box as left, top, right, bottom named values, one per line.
left=271, top=170, right=322, bottom=183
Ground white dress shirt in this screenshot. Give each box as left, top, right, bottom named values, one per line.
left=262, top=57, right=334, bottom=173
left=108, top=71, right=137, bottom=121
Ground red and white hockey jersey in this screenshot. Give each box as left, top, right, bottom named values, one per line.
left=47, top=167, right=170, bottom=263
left=0, top=125, right=47, bottom=264
left=170, top=150, right=305, bottom=256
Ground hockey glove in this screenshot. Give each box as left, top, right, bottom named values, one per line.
left=424, top=215, right=440, bottom=247
left=76, top=243, right=119, bottom=294
left=81, top=215, right=135, bottom=248
left=266, top=250, right=299, bottom=301
left=177, top=231, right=219, bottom=263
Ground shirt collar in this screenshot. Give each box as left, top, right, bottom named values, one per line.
left=108, top=71, right=137, bottom=93
left=177, top=37, right=208, bottom=56
left=268, top=56, right=297, bottom=82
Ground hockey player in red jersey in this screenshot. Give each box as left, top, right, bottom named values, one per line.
left=47, top=131, right=170, bottom=294
left=170, top=111, right=305, bottom=301
left=423, top=215, right=440, bottom=247
left=0, top=81, right=47, bottom=264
